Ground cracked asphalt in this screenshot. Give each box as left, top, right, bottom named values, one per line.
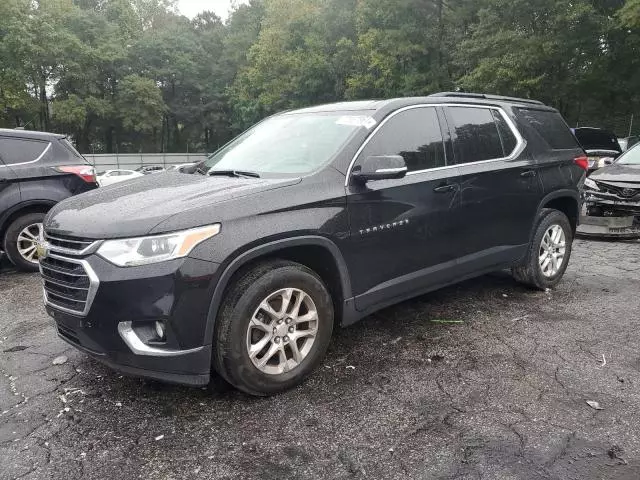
left=1, top=238, right=640, bottom=480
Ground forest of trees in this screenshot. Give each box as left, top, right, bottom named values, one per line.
left=1, top=0, right=639, bottom=154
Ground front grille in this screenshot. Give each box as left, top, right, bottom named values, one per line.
left=41, top=254, right=97, bottom=316
left=596, top=182, right=640, bottom=199
left=45, top=233, right=98, bottom=255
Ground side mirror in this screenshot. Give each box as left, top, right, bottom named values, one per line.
left=352, top=155, right=407, bottom=183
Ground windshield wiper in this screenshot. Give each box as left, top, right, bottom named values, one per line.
left=208, top=170, right=261, bottom=179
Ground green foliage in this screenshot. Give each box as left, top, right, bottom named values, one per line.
left=116, top=75, right=165, bottom=132
left=1, top=0, right=639, bottom=152
left=619, top=0, right=640, bottom=27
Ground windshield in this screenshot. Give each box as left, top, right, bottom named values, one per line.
left=617, top=144, right=640, bottom=165
left=203, top=113, right=370, bottom=175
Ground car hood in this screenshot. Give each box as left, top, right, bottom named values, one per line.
left=590, top=163, right=640, bottom=185
left=45, top=172, right=301, bottom=239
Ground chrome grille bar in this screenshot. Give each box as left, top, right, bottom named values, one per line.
left=40, top=254, right=99, bottom=317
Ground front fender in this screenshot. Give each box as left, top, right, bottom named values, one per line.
left=202, top=235, right=353, bottom=343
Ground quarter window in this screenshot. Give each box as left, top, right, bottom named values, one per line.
left=0, top=137, right=49, bottom=165
left=358, top=107, right=445, bottom=173
left=447, top=107, right=505, bottom=164
left=516, top=109, right=579, bottom=150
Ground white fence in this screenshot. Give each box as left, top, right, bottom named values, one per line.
left=83, top=153, right=208, bottom=171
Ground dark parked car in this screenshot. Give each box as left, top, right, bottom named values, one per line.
left=572, top=127, right=622, bottom=174
left=0, top=129, right=97, bottom=271
left=135, top=165, right=166, bottom=175
left=41, top=93, right=586, bottom=395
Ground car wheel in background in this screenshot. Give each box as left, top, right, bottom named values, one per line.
left=3, top=212, right=46, bottom=272
left=512, top=208, right=573, bottom=290
left=213, top=260, right=334, bottom=396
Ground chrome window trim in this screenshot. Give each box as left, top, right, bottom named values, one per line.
left=345, top=103, right=526, bottom=186
left=0, top=141, right=51, bottom=168
left=118, top=321, right=205, bottom=357
left=41, top=253, right=99, bottom=317
left=376, top=167, right=408, bottom=174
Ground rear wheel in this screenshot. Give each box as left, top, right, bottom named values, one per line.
left=213, top=260, right=334, bottom=396
left=512, top=209, right=573, bottom=290
left=3, top=213, right=45, bottom=272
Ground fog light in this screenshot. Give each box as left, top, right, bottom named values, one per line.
left=154, top=321, right=166, bottom=341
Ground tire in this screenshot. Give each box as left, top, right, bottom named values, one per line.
left=213, top=260, right=334, bottom=396
left=3, top=212, right=45, bottom=272
left=512, top=208, right=573, bottom=290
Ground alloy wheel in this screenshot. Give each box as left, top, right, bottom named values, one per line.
left=246, top=288, right=319, bottom=375
left=16, top=223, right=43, bottom=265
left=539, top=224, right=566, bottom=277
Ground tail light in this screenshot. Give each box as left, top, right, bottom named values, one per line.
left=54, top=165, right=96, bottom=183
left=573, top=155, right=589, bottom=171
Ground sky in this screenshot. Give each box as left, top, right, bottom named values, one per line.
left=177, top=0, right=248, bottom=21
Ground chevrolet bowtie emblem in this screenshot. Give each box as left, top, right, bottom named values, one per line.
left=36, top=241, right=49, bottom=260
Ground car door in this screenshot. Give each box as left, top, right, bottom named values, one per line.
left=345, top=106, right=461, bottom=313
left=0, top=140, right=24, bottom=220
left=442, top=105, right=541, bottom=273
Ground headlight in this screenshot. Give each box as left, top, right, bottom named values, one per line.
left=584, top=178, right=599, bottom=191
left=97, top=224, right=220, bottom=267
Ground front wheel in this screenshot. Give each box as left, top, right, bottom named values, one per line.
left=3, top=212, right=46, bottom=272
left=213, top=260, right=334, bottom=396
left=512, top=209, right=573, bottom=290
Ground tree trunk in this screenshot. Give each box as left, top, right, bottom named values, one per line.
left=105, top=126, right=114, bottom=154
left=40, top=72, right=49, bottom=131
left=160, top=115, right=166, bottom=153
left=436, top=0, right=445, bottom=89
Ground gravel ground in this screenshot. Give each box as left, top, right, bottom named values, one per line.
left=1, top=238, right=640, bottom=480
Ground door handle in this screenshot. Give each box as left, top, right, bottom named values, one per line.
left=520, top=170, right=536, bottom=178
left=433, top=184, right=456, bottom=193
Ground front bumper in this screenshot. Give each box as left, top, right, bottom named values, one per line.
left=43, top=254, right=221, bottom=386
left=577, top=214, right=640, bottom=238
left=584, top=190, right=640, bottom=216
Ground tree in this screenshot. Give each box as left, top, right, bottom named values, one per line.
left=230, top=0, right=357, bottom=129
left=2, top=0, right=639, bottom=151
left=346, top=0, right=453, bottom=99
left=0, top=0, right=38, bottom=127
left=619, top=0, right=640, bottom=27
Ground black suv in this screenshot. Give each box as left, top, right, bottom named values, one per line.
left=0, top=129, right=97, bottom=271
left=41, top=93, right=586, bottom=395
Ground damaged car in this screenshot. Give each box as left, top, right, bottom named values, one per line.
left=573, top=127, right=622, bottom=174
left=581, top=142, right=640, bottom=238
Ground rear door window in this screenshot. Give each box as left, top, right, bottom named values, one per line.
left=0, top=137, right=49, bottom=165
left=358, top=107, right=446, bottom=173
left=447, top=107, right=505, bottom=164
left=516, top=109, right=580, bottom=150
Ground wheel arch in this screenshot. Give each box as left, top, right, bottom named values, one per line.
left=0, top=200, right=55, bottom=241
left=536, top=190, right=580, bottom=234
left=204, top=236, right=353, bottom=342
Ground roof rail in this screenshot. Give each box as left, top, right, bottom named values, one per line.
left=428, top=92, right=544, bottom=106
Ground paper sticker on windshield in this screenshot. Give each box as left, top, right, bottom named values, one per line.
left=336, top=116, right=377, bottom=129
